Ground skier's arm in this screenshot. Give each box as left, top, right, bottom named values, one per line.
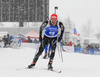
left=58, top=22, right=65, bottom=42
left=39, top=20, right=48, bottom=42
left=60, top=42, right=63, bottom=48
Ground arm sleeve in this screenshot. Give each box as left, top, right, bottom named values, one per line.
left=60, top=42, right=63, bottom=48
left=39, top=20, right=48, bottom=37
left=59, top=22, right=65, bottom=37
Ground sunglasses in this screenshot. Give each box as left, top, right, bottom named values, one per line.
left=51, top=20, right=57, bottom=22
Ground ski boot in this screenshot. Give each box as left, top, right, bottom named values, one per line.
left=43, top=54, right=47, bottom=59
left=48, top=52, right=50, bottom=58
left=28, top=62, right=35, bottom=69
left=62, top=48, right=65, bottom=51
left=48, top=62, right=53, bottom=70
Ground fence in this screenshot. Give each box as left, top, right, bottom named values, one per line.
left=74, top=47, right=100, bottom=55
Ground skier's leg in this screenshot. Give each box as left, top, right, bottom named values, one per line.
left=33, top=42, right=47, bottom=63
left=43, top=44, right=48, bottom=59
left=48, top=44, right=51, bottom=57
left=28, top=36, right=49, bottom=68
left=48, top=39, right=57, bottom=69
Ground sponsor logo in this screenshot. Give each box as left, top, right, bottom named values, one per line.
left=52, top=16, right=57, bottom=19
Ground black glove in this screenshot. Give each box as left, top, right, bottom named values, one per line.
left=58, top=35, right=62, bottom=42
left=39, top=36, right=42, bottom=42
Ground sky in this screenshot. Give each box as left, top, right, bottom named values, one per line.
left=49, top=0, right=100, bottom=32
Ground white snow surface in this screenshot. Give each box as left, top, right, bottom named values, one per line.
left=0, top=43, right=100, bottom=77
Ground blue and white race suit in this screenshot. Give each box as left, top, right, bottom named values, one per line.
left=44, top=25, right=59, bottom=38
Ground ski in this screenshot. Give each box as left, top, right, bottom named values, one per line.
left=17, top=67, right=34, bottom=71
left=17, top=67, right=61, bottom=73
left=48, top=69, right=61, bottom=73
left=16, top=67, right=28, bottom=71
left=43, top=68, right=61, bottom=73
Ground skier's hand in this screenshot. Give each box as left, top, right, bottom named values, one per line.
left=58, top=35, right=62, bottom=42
left=39, top=36, right=42, bottom=42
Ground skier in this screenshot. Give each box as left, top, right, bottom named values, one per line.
left=43, top=43, right=51, bottom=59
left=28, top=13, right=64, bottom=70
left=18, top=36, right=23, bottom=47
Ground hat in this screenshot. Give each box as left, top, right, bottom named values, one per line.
left=50, top=14, right=58, bottom=20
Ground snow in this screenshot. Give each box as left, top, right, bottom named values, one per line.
left=0, top=43, right=100, bottom=77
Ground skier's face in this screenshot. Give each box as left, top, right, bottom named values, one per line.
left=51, top=19, right=57, bottom=26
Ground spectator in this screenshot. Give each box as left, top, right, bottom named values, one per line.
left=23, top=38, right=27, bottom=43
left=7, top=34, right=11, bottom=45
left=68, top=41, right=72, bottom=46
left=95, top=45, right=99, bottom=49
left=33, top=38, right=38, bottom=43
left=76, top=43, right=82, bottom=48
left=2, top=35, right=8, bottom=47
left=72, top=42, right=76, bottom=47
left=27, top=36, right=32, bottom=43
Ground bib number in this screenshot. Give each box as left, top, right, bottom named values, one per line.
left=49, top=32, right=55, bottom=36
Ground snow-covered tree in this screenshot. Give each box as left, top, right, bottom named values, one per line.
left=95, top=25, right=100, bottom=43
left=63, top=16, right=74, bottom=42
left=81, top=20, right=94, bottom=38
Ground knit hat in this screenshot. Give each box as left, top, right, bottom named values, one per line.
left=50, top=14, right=58, bottom=20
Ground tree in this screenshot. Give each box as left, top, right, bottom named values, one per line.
left=63, top=16, right=74, bottom=42
left=81, top=20, right=95, bottom=38
left=95, top=25, right=100, bottom=43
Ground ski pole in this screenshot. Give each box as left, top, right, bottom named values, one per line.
left=57, top=42, right=61, bottom=58
left=60, top=46, right=63, bottom=62
left=60, top=42, right=63, bottom=62
left=35, top=42, right=40, bottom=55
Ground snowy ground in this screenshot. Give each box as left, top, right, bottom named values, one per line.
left=0, top=43, right=100, bottom=77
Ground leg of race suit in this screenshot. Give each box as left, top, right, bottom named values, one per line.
left=43, top=44, right=48, bottom=59
left=48, top=38, right=57, bottom=69
left=49, top=38, right=57, bottom=63
left=33, top=36, right=49, bottom=64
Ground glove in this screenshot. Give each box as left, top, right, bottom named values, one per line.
left=58, top=35, right=62, bottom=42
left=39, top=36, right=42, bottom=42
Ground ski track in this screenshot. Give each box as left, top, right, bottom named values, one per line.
left=0, top=43, right=100, bottom=77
